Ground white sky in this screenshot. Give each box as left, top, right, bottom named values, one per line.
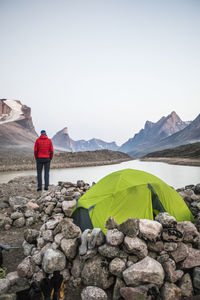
left=0, top=0, right=200, bottom=145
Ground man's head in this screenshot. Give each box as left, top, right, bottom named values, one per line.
left=41, top=130, right=46, bottom=135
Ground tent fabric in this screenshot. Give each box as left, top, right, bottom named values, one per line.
left=72, top=169, right=193, bottom=233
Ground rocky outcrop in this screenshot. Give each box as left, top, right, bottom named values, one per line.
left=0, top=99, right=38, bottom=148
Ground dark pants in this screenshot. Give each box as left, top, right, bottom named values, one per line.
left=36, top=158, right=51, bottom=189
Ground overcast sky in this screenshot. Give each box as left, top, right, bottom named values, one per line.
left=0, top=0, right=200, bottom=145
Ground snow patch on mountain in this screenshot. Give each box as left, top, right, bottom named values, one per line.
left=0, top=99, right=23, bottom=124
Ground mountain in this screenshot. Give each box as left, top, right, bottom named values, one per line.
left=120, top=111, right=190, bottom=157
left=52, top=127, right=119, bottom=152
left=144, top=142, right=200, bottom=159
left=128, top=113, right=200, bottom=158
left=0, top=99, right=38, bottom=148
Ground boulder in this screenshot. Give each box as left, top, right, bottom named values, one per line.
left=81, top=255, right=114, bottom=289
left=162, top=260, right=183, bottom=283
left=180, top=247, right=200, bottom=269
left=13, top=217, right=25, bottom=228
left=120, top=287, right=147, bottom=300
left=60, top=238, right=78, bottom=260
left=113, top=278, right=125, bottom=300
left=178, top=273, right=193, bottom=297
left=148, top=241, right=164, bottom=252
left=124, top=236, right=148, bottom=259
left=170, top=242, right=188, bottom=263
left=24, top=229, right=39, bottom=244
left=161, top=282, right=181, bottom=300
left=62, top=200, right=76, bottom=216
left=155, top=213, right=177, bottom=228
left=139, top=219, right=162, bottom=241
left=98, top=244, right=120, bottom=258
left=42, top=230, right=54, bottom=242
left=105, top=217, right=118, bottom=230
left=81, top=286, right=107, bottom=300
left=178, top=221, right=199, bottom=243
left=106, top=229, right=124, bottom=246
left=109, top=258, right=126, bottom=277
left=118, top=218, right=139, bottom=237
left=193, top=267, right=200, bottom=291
left=123, top=256, right=164, bottom=286
left=0, top=279, right=10, bottom=295
left=17, top=256, right=35, bottom=279
left=10, top=212, right=23, bottom=220
left=53, top=218, right=81, bottom=239
left=42, top=249, right=66, bottom=273
left=9, top=196, right=29, bottom=208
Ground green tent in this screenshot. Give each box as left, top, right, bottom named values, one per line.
left=72, top=169, right=193, bottom=233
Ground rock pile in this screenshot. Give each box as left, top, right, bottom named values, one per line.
left=0, top=180, right=90, bottom=230
left=11, top=213, right=200, bottom=299
left=0, top=179, right=200, bottom=300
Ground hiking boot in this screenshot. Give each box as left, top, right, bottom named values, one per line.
left=37, top=188, right=42, bottom=191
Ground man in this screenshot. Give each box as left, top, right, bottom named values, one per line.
left=34, top=130, right=54, bottom=191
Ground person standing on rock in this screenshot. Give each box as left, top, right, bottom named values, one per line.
left=34, top=130, right=54, bottom=191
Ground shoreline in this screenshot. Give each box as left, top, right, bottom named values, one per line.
left=0, top=157, right=132, bottom=172
left=141, top=157, right=200, bottom=167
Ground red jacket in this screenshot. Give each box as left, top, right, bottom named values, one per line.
left=34, top=135, right=54, bottom=160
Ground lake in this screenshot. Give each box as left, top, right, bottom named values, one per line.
left=0, top=160, right=200, bottom=189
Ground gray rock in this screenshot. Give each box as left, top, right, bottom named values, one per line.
left=42, top=248, right=66, bottom=273
left=113, top=278, right=125, bottom=300
left=13, top=217, right=25, bottom=228
left=109, top=258, right=126, bottom=277
left=45, top=203, right=55, bottom=215
left=25, top=217, right=35, bottom=226
left=105, top=217, right=118, bottom=230
left=60, top=238, right=78, bottom=260
left=178, top=273, right=193, bottom=297
left=10, top=212, right=23, bottom=220
left=139, top=219, right=162, bottom=241
left=180, top=247, right=200, bottom=269
left=162, top=227, right=183, bottom=242
left=170, top=242, right=188, bottom=263
left=98, top=244, right=120, bottom=258
left=22, top=240, right=35, bottom=256
left=178, top=221, right=199, bottom=243
left=124, top=236, right=148, bottom=259
left=71, top=256, right=82, bottom=278
left=81, top=286, right=108, bottom=300
left=45, top=219, right=59, bottom=230
left=81, top=255, right=114, bottom=289
left=161, top=282, right=181, bottom=300
left=32, top=251, right=42, bottom=265
left=24, top=229, right=39, bottom=244
left=77, top=180, right=85, bottom=188
left=155, top=212, right=177, bottom=228
left=148, top=241, right=164, bottom=252
left=0, top=279, right=10, bottom=295
left=164, top=242, right=177, bottom=252
left=9, top=196, right=29, bottom=208
left=118, top=218, right=139, bottom=237
left=120, top=287, right=147, bottom=300
left=193, top=267, right=200, bottom=290
left=0, top=202, right=9, bottom=209
left=53, top=218, right=81, bottom=239
left=162, top=260, right=184, bottom=283
left=17, top=256, right=35, bottom=279
left=24, top=209, right=35, bottom=218
left=54, top=233, right=64, bottom=245
left=42, top=230, right=54, bottom=242
left=62, top=200, right=76, bottom=216
left=123, top=256, right=164, bottom=286
left=106, top=229, right=124, bottom=246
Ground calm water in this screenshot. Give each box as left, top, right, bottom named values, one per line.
left=0, top=160, right=200, bottom=189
